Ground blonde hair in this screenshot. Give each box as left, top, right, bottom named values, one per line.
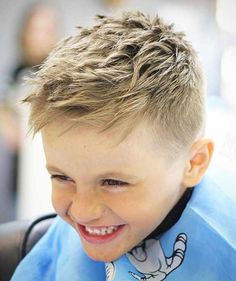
left=24, top=11, right=205, bottom=155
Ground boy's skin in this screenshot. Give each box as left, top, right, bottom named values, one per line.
left=42, top=117, right=213, bottom=262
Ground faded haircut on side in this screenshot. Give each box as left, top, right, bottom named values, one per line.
left=24, top=11, right=205, bottom=157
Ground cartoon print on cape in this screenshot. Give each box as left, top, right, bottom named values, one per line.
left=106, top=233, right=187, bottom=281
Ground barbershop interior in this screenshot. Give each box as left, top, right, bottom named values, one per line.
left=0, top=0, right=235, bottom=223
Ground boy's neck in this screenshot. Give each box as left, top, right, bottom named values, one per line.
left=145, top=187, right=194, bottom=240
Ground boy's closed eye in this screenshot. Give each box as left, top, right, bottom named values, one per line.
left=50, top=174, right=74, bottom=183
left=50, top=174, right=128, bottom=188
left=101, top=179, right=128, bottom=188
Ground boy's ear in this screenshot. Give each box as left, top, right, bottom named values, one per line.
left=182, top=138, right=214, bottom=187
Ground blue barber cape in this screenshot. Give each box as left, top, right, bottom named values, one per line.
left=10, top=171, right=236, bottom=281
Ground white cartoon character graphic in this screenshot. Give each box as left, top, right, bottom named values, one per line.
left=106, top=233, right=187, bottom=281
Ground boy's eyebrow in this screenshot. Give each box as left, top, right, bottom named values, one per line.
left=97, top=171, right=140, bottom=181
left=46, top=165, right=140, bottom=181
left=46, top=165, right=65, bottom=174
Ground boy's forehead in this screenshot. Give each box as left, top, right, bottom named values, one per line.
left=41, top=118, right=160, bottom=156
left=41, top=119, right=179, bottom=184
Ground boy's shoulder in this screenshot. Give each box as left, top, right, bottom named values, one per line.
left=189, top=166, right=236, bottom=245
left=154, top=168, right=236, bottom=280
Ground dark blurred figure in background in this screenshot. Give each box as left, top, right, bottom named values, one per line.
left=19, top=4, right=57, bottom=72
left=0, top=3, right=58, bottom=223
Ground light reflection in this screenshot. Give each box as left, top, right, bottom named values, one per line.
left=221, top=47, right=236, bottom=108
left=216, top=0, right=236, bottom=33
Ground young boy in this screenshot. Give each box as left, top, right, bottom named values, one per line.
left=11, top=11, right=236, bottom=281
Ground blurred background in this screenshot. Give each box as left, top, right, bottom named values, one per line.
left=0, top=0, right=235, bottom=223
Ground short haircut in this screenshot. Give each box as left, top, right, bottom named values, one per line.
left=24, top=11, right=205, bottom=156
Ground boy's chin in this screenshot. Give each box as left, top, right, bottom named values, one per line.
left=82, top=243, right=125, bottom=262
left=85, top=248, right=122, bottom=262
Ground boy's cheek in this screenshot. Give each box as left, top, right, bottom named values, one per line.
left=51, top=189, right=72, bottom=217
left=51, top=193, right=75, bottom=227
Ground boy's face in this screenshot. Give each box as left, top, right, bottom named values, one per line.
left=42, top=119, right=188, bottom=262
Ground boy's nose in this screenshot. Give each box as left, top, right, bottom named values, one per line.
left=69, top=192, right=106, bottom=225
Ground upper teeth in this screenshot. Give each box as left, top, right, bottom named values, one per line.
left=85, top=226, right=119, bottom=235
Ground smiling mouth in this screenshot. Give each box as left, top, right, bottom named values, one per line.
left=77, top=224, right=126, bottom=244
left=84, top=225, right=119, bottom=235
